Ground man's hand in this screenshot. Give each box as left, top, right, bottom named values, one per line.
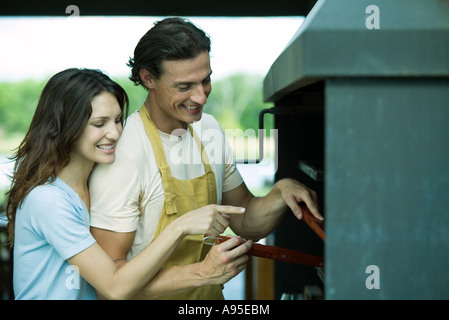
left=275, top=178, right=323, bottom=221
left=197, top=235, right=252, bottom=285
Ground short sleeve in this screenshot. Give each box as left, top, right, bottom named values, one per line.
left=89, top=152, right=142, bottom=233
left=27, top=188, right=95, bottom=260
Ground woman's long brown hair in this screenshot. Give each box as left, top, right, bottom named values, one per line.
left=6, top=68, right=129, bottom=246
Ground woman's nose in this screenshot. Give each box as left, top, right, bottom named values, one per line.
left=106, top=122, right=122, bottom=140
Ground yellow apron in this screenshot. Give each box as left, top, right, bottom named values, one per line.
left=139, top=105, right=224, bottom=300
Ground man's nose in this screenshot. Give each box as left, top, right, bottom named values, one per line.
left=191, top=84, right=208, bottom=105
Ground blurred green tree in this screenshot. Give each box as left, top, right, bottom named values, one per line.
left=206, top=73, right=273, bottom=131
left=0, top=80, right=44, bottom=137
left=0, top=73, right=272, bottom=147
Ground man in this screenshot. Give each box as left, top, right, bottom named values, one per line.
left=89, top=17, right=323, bottom=300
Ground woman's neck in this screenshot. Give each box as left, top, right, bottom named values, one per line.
left=57, top=157, right=94, bottom=211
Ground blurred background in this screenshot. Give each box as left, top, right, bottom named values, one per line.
left=0, top=15, right=305, bottom=300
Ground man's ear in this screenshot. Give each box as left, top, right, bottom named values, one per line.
left=139, top=69, right=155, bottom=89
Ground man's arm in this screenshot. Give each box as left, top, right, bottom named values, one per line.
left=223, top=178, right=323, bottom=241
left=90, top=228, right=135, bottom=267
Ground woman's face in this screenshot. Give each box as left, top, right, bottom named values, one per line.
left=72, top=91, right=123, bottom=166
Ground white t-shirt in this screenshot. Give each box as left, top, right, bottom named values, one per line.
left=89, top=111, right=243, bottom=259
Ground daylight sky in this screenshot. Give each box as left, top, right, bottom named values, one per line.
left=0, top=16, right=304, bottom=82
left=1, top=16, right=305, bottom=188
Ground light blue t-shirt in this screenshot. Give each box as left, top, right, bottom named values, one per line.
left=13, top=177, right=97, bottom=300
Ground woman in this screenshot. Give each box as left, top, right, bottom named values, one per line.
left=6, top=68, right=241, bottom=299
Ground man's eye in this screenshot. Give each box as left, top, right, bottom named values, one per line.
left=178, top=85, right=190, bottom=92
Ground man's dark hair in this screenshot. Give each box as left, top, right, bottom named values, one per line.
left=128, top=17, right=211, bottom=87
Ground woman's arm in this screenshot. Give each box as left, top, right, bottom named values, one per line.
left=69, top=221, right=184, bottom=300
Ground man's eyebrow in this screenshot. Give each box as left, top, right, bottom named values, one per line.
left=173, top=71, right=213, bottom=87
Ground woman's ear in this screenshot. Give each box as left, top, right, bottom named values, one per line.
left=139, top=69, right=155, bottom=89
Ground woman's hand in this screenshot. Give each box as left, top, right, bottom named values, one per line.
left=173, top=204, right=246, bottom=237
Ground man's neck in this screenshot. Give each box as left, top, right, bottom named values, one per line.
left=144, top=95, right=187, bottom=135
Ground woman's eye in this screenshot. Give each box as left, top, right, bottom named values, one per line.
left=92, top=123, right=104, bottom=128
left=116, top=113, right=123, bottom=124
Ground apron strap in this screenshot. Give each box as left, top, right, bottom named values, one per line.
left=139, top=106, right=178, bottom=215
left=187, top=124, right=213, bottom=175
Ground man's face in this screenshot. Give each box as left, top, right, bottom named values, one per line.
left=148, top=51, right=212, bottom=133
